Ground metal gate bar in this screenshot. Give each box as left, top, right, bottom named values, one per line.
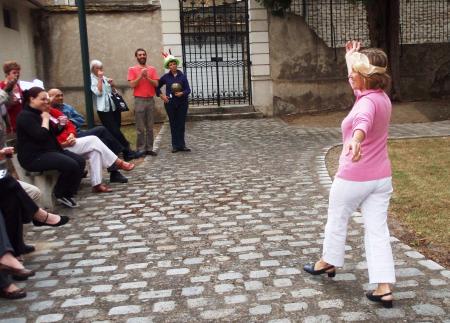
left=179, top=0, right=252, bottom=106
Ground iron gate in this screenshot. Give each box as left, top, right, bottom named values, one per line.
left=179, top=0, right=252, bottom=106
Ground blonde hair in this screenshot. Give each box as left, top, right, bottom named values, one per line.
left=358, top=48, right=391, bottom=91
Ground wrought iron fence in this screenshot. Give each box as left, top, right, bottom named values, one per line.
left=290, top=0, right=450, bottom=47
left=289, top=0, right=370, bottom=48
left=400, top=0, right=450, bottom=44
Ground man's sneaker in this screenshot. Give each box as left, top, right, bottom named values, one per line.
left=146, top=150, right=157, bottom=156
left=66, top=197, right=78, bottom=208
left=56, top=197, right=78, bottom=208
left=110, top=170, right=128, bottom=183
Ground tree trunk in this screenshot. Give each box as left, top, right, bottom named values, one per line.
left=365, top=0, right=401, bottom=100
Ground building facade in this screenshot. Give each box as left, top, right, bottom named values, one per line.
left=2, top=0, right=449, bottom=120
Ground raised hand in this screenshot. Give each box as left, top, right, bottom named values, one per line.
left=345, top=40, right=362, bottom=76
left=345, top=40, right=361, bottom=56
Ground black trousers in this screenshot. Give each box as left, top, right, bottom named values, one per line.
left=165, top=100, right=188, bottom=149
left=0, top=214, right=13, bottom=289
left=0, top=175, right=38, bottom=256
left=78, top=125, right=124, bottom=155
left=97, top=110, right=131, bottom=152
left=25, top=150, right=85, bottom=199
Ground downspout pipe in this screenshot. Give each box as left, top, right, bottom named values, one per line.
left=76, top=0, right=95, bottom=128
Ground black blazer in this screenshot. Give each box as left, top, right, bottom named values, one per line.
left=16, top=105, right=63, bottom=169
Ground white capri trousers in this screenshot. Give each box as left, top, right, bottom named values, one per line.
left=322, top=176, right=396, bottom=284
left=65, top=136, right=117, bottom=187
left=18, top=180, right=41, bottom=202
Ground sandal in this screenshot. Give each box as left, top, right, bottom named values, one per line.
left=303, top=262, right=336, bottom=277
left=366, top=291, right=393, bottom=308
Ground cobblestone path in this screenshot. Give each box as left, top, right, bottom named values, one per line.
left=1, top=119, right=449, bottom=322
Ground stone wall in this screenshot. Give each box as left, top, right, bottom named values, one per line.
left=269, top=13, right=450, bottom=115
left=269, top=14, right=354, bottom=115
left=0, top=0, right=38, bottom=81
left=33, top=6, right=165, bottom=123
left=400, top=43, right=450, bottom=100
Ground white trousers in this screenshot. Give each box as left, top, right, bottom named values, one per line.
left=65, top=136, right=117, bottom=187
left=18, top=180, right=41, bottom=203
left=322, top=176, right=396, bottom=284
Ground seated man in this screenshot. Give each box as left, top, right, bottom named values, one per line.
left=48, top=88, right=143, bottom=183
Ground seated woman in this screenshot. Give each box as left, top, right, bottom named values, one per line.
left=16, top=87, right=85, bottom=208
left=0, top=171, right=69, bottom=257
left=47, top=102, right=135, bottom=193
left=0, top=213, right=34, bottom=299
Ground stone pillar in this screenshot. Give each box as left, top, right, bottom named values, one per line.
left=160, top=0, right=182, bottom=70
left=248, top=0, right=273, bottom=116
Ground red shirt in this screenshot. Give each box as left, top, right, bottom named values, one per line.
left=0, top=80, right=23, bottom=132
left=127, top=65, right=159, bottom=97
left=49, top=108, right=77, bottom=144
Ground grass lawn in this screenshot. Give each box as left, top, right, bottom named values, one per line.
left=326, top=137, right=450, bottom=267
left=120, top=123, right=163, bottom=150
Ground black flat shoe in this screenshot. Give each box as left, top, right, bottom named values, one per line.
left=180, top=147, right=191, bottom=152
left=303, top=263, right=336, bottom=277
left=109, top=171, right=128, bottom=183
left=366, top=291, right=393, bottom=308
left=32, top=212, right=69, bottom=227
left=0, top=263, right=35, bottom=278
left=0, top=287, right=27, bottom=300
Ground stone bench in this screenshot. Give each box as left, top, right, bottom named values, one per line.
left=11, top=155, right=58, bottom=210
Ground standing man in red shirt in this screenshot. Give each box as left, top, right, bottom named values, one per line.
left=127, top=49, right=159, bottom=156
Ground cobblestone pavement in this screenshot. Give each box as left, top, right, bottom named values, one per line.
left=1, top=119, right=449, bottom=323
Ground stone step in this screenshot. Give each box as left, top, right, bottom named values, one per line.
left=187, top=111, right=264, bottom=121
left=188, top=105, right=254, bottom=115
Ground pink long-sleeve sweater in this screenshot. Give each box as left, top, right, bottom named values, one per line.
left=336, top=88, right=392, bottom=181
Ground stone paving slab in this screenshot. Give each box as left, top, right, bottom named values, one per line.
left=0, top=119, right=449, bottom=322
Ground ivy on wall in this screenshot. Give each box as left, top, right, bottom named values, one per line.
left=255, top=0, right=292, bottom=16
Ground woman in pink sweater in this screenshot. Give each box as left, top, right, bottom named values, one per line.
left=303, top=41, right=395, bottom=308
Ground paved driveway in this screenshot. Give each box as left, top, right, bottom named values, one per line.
left=1, top=119, right=449, bottom=322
